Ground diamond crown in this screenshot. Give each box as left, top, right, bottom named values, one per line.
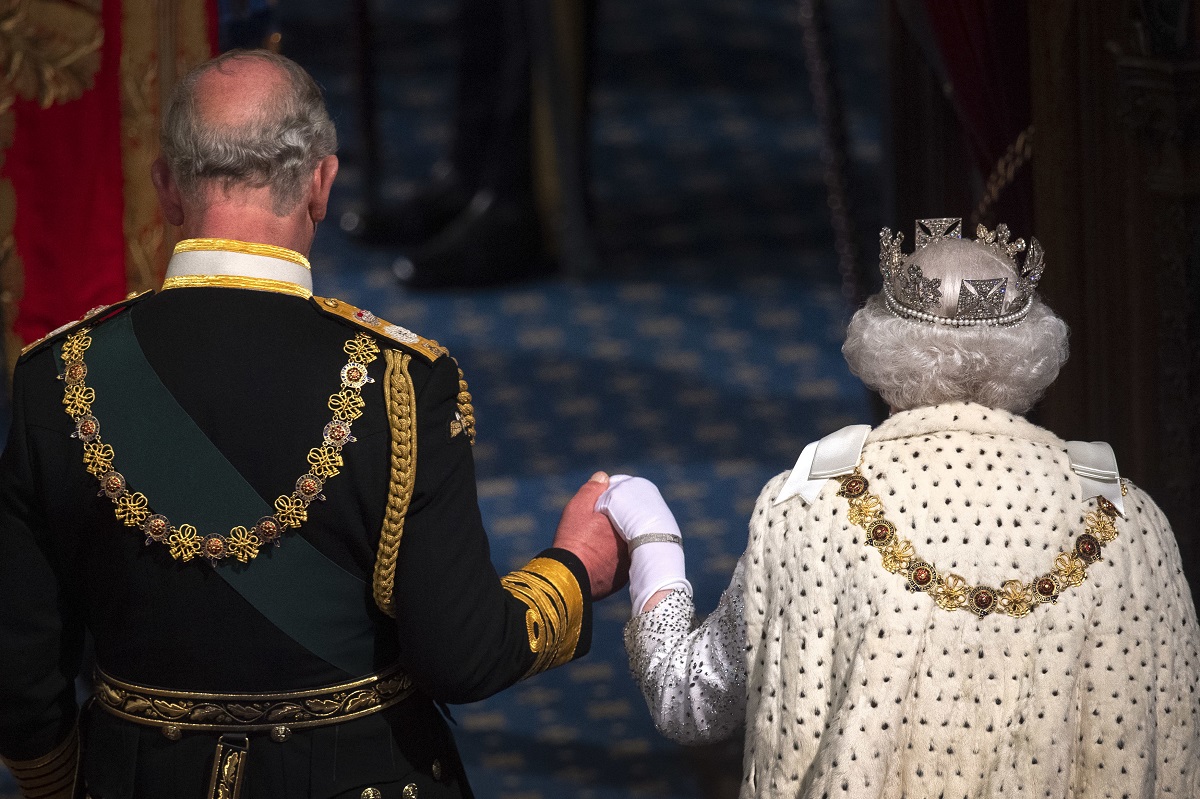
left=879, top=218, right=1046, bottom=327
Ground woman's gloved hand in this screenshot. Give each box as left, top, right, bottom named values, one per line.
left=595, top=476, right=692, bottom=615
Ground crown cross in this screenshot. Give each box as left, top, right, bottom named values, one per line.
left=914, top=218, right=962, bottom=248
left=956, top=278, right=1007, bottom=319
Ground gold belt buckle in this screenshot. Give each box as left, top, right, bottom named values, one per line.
left=207, top=734, right=248, bottom=799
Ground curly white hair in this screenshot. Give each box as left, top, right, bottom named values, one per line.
left=843, top=237, right=1069, bottom=414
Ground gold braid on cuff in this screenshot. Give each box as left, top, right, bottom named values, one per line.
left=501, top=557, right=585, bottom=677
left=0, top=723, right=79, bottom=799
left=373, top=349, right=417, bottom=617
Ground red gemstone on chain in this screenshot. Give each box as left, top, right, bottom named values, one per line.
left=204, top=536, right=226, bottom=558
left=325, top=421, right=350, bottom=443
left=841, top=476, right=867, bottom=497
left=1036, top=577, right=1057, bottom=597
left=255, top=517, right=281, bottom=543
left=340, top=362, right=371, bottom=389
left=907, top=561, right=937, bottom=592
left=974, top=589, right=994, bottom=609
left=296, top=474, right=323, bottom=498
left=1075, top=533, right=1101, bottom=564
left=142, top=515, right=169, bottom=541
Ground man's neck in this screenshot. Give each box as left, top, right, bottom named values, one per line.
left=182, top=201, right=315, bottom=256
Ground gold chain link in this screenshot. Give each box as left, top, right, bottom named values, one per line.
left=836, top=467, right=1120, bottom=618
left=59, top=329, right=379, bottom=565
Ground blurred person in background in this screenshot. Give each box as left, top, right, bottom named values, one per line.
left=358, top=0, right=597, bottom=288
left=597, top=218, right=1200, bottom=798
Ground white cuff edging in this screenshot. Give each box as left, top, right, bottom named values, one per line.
left=630, top=541, right=691, bottom=615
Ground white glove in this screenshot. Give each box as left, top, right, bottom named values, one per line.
left=595, top=475, right=692, bottom=615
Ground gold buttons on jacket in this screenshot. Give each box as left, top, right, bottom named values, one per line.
left=360, top=789, right=381, bottom=799
left=402, top=784, right=419, bottom=798
left=431, top=759, right=443, bottom=780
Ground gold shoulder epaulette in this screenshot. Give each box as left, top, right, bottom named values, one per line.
left=310, top=295, right=449, bottom=363
left=18, top=290, right=154, bottom=363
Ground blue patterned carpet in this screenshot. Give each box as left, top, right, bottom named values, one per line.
left=1, top=1, right=881, bottom=797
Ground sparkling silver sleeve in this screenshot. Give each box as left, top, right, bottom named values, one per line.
left=622, top=559, right=748, bottom=745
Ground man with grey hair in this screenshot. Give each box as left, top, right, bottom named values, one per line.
left=156, top=49, right=338, bottom=220
left=0, top=50, right=626, bottom=799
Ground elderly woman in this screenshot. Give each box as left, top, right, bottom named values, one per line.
left=598, top=218, right=1200, bottom=798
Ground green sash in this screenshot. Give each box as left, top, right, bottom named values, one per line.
left=59, top=313, right=379, bottom=677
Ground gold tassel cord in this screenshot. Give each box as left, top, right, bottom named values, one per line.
left=372, top=349, right=417, bottom=617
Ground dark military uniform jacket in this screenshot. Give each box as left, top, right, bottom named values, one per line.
left=0, top=240, right=592, bottom=799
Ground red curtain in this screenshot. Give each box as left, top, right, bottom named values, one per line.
left=5, top=0, right=127, bottom=344
left=3, top=0, right=221, bottom=348
left=921, top=1, right=1031, bottom=178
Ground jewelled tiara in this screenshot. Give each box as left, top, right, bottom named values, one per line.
left=879, top=218, right=1045, bottom=327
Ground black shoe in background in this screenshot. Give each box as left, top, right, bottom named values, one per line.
left=393, top=190, right=553, bottom=289
left=345, top=169, right=474, bottom=247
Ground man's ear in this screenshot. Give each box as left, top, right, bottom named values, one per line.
left=151, top=157, right=185, bottom=227
left=308, top=154, right=339, bottom=224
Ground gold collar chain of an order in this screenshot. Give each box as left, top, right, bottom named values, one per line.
left=836, top=468, right=1124, bottom=618
left=59, top=329, right=381, bottom=564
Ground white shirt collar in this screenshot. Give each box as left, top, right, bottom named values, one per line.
left=163, top=238, right=313, bottom=298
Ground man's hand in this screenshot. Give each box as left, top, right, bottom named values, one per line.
left=551, top=472, right=630, bottom=600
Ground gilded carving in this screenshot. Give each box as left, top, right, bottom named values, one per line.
left=0, top=0, right=103, bottom=116
left=120, top=0, right=212, bottom=293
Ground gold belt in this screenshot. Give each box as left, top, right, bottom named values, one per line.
left=93, top=665, right=415, bottom=799
left=94, top=663, right=415, bottom=735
